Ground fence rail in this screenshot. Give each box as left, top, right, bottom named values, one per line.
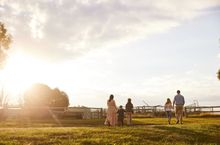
left=0, top=106, right=105, bottom=119
left=184, top=106, right=220, bottom=117
left=0, top=105, right=220, bottom=119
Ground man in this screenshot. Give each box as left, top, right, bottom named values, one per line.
left=173, top=90, right=185, bottom=124
left=125, top=98, right=134, bottom=125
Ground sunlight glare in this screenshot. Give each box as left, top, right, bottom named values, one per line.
left=0, top=52, right=49, bottom=103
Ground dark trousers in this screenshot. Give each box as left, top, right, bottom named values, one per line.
left=118, top=117, right=124, bottom=126
left=166, top=111, right=172, bottom=120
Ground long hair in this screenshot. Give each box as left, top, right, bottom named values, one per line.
left=166, top=98, right=171, bottom=105
left=108, top=94, right=114, bottom=102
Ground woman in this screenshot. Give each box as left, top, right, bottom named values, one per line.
left=105, top=94, right=117, bottom=126
left=164, top=98, right=173, bottom=124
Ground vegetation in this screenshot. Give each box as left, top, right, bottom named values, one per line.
left=23, top=83, right=69, bottom=107
left=0, top=118, right=219, bottom=145
left=0, top=22, right=12, bottom=68
left=0, top=22, right=12, bottom=106
left=217, top=69, right=220, bottom=80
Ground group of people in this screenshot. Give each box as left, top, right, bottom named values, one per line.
left=165, top=90, right=185, bottom=124
left=104, top=94, right=133, bottom=126
left=105, top=90, right=185, bottom=126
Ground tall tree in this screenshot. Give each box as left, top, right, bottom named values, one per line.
left=0, top=22, right=12, bottom=68
left=0, top=22, right=12, bottom=106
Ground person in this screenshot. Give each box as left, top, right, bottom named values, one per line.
left=125, top=98, right=133, bottom=125
left=105, top=94, right=117, bottom=126
left=164, top=98, right=173, bottom=124
left=173, top=90, right=185, bottom=124
left=117, top=105, right=125, bottom=126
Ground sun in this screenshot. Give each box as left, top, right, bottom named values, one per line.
left=0, top=52, right=48, bottom=104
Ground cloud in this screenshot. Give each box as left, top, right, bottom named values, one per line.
left=116, top=73, right=220, bottom=105
left=1, top=0, right=220, bottom=61
left=218, top=53, right=220, bottom=58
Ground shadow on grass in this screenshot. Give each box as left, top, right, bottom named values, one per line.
left=132, top=118, right=168, bottom=126
left=0, top=118, right=106, bottom=128
left=153, top=125, right=220, bottom=144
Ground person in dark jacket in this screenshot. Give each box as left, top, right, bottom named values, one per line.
left=125, top=98, right=133, bottom=125
left=117, top=105, right=125, bottom=126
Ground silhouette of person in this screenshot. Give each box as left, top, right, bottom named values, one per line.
left=125, top=98, right=133, bottom=125
left=164, top=98, right=173, bottom=124
left=105, top=94, right=117, bottom=126
left=117, top=105, right=125, bottom=126
left=173, top=90, right=185, bottom=124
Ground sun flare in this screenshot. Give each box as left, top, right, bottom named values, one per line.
left=0, top=52, right=49, bottom=103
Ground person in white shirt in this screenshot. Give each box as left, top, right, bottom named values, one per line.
left=164, top=98, right=173, bottom=124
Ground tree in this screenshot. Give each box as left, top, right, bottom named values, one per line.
left=0, top=22, right=12, bottom=107
left=23, top=83, right=69, bottom=107
left=217, top=69, right=220, bottom=80
left=0, top=22, right=12, bottom=68
left=51, top=88, right=69, bottom=107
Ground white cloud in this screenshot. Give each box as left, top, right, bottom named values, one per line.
left=67, top=71, right=220, bottom=106
left=114, top=74, right=220, bottom=105
left=1, top=0, right=220, bottom=61
left=28, top=4, right=47, bottom=39
left=218, top=53, right=220, bottom=58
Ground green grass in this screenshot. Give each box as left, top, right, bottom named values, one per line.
left=0, top=118, right=219, bottom=145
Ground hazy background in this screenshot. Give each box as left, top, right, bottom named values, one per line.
left=0, top=0, right=220, bottom=107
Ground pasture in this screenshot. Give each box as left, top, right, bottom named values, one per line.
left=0, top=117, right=219, bottom=145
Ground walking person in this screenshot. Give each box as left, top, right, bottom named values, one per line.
left=105, top=94, right=117, bottom=126
left=164, top=98, right=173, bottom=124
left=117, top=105, right=125, bottom=126
left=173, top=90, right=185, bottom=124
left=125, top=98, right=133, bottom=125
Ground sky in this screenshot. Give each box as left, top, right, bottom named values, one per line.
left=0, top=0, right=220, bottom=107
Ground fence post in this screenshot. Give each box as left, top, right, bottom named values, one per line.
left=152, top=106, right=156, bottom=117
left=185, top=107, right=187, bottom=118
left=100, top=108, right=103, bottom=119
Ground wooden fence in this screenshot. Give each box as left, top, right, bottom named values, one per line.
left=0, top=106, right=105, bottom=119
left=134, top=105, right=220, bottom=117
left=184, top=106, right=220, bottom=117
left=0, top=105, right=220, bottom=119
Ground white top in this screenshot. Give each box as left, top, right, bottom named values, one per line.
left=164, top=103, right=172, bottom=111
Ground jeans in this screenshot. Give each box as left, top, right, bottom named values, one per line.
left=166, top=111, right=172, bottom=120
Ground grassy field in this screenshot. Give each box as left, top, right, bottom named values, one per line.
left=0, top=117, right=219, bottom=145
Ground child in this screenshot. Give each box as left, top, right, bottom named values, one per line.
left=117, top=105, right=125, bottom=126
left=164, top=98, right=173, bottom=124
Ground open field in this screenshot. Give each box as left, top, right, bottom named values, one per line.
left=0, top=118, right=220, bottom=145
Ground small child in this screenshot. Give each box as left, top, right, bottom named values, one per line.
left=117, top=105, right=125, bottom=126
left=164, top=98, right=173, bottom=124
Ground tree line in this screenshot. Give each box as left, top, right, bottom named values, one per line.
left=23, top=83, right=69, bottom=107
